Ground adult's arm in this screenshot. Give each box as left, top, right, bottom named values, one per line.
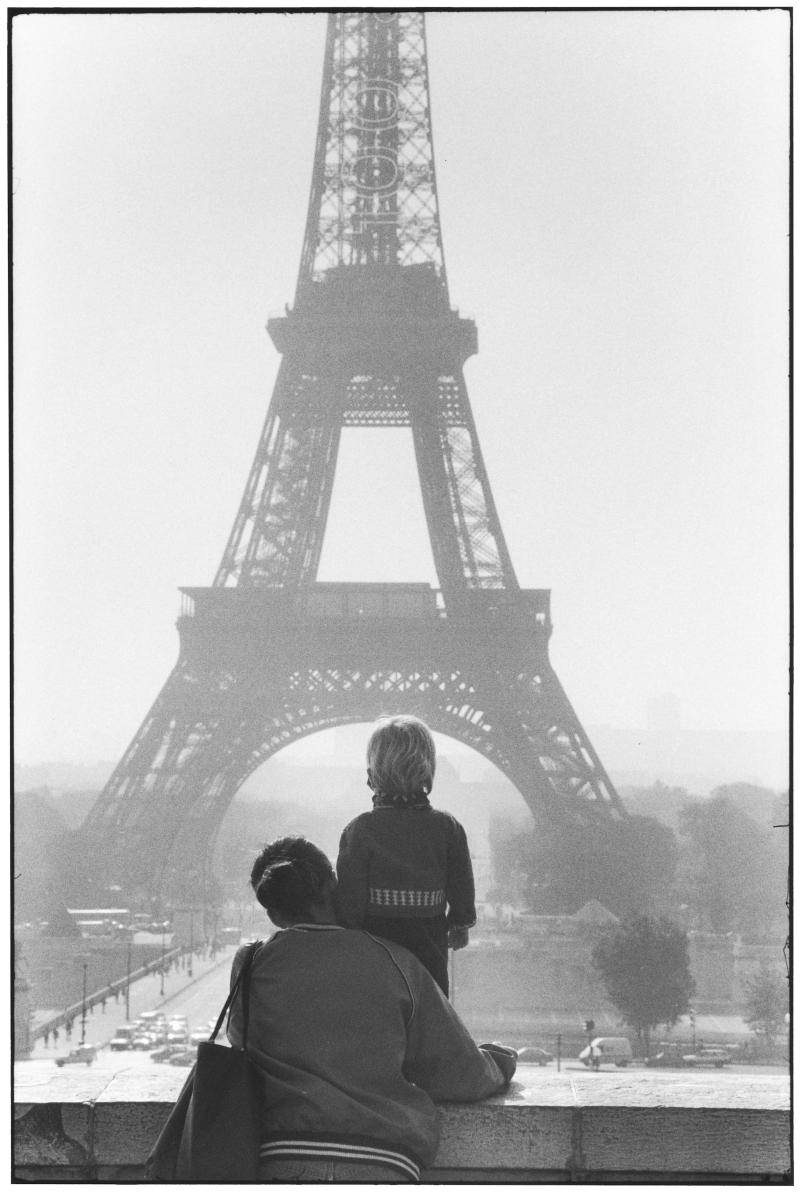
left=401, top=955, right=515, bottom=1101
left=335, top=820, right=370, bottom=928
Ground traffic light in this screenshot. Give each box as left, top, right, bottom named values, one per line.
left=582, top=1019, right=595, bottom=1034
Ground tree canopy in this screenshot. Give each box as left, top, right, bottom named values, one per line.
left=489, top=813, right=678, bottom=918
left=678, top=794, right=786, bottom=934
left=743, top=963, right=788, bottom=1045
left=592, top=914, right=695, bottom=1052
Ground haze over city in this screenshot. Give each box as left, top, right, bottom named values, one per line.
left=13, top=18, right=790, bottom=1183
left=14, top=10, right=788, bottom=794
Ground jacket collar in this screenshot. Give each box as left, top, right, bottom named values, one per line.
left=289, top=923, right=345, bottom=932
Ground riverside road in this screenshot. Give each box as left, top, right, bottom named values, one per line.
left=20, top=943, right=787, bottom=1083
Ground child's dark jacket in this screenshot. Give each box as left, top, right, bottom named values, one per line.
left=336, top=806, right=476, bottom=928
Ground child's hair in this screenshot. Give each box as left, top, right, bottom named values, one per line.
left=250, top=836, right=335, bottom=918
left=366, top=715, right=436, bottom=800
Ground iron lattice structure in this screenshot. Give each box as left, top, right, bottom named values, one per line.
left=84, top=12, right=625, bottom=900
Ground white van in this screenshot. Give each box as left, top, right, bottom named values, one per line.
left=578, top=1036, right=633, bottom=1068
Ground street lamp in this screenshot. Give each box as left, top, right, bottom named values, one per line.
left=79, top=959, right=89, bottom=1046
left=160, top=922, right=166, bottom=997
left=689, top=1008, right=696, bottom=1050
left=188, top=909, right=194, bottom=978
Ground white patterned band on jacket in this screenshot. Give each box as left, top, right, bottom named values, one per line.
left=368, top=887, right=445, bottom=910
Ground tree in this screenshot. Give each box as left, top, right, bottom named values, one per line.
left=492, top=815, right=678, bottom=919
left=743, top=963, right=787, bottom=1047
left=678, top=795, right=786, bottom=935
left=592, top=914, right=695, bottom=1053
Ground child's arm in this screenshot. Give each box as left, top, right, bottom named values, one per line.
left=335, top=821, right=370, bottom=928
left=445, top=817, right=476, bottom=944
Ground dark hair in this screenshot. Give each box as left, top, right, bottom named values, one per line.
left=250, top=836, right=335, bottom=919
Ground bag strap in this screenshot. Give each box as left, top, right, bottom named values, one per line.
left=240, top=940, right=258, bottom=1051
left=209, top=939, right=261, bottom=1045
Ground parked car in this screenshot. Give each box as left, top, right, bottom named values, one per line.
left=131, top=1033, right=157, bottom=1050
left=109, top=1025, right=138, bottom=1051
left=645, top=1045, right=692, bottom=1068
left=55, top=1044, right=97, bottom=1067
left=150, top=1044, right=187, bottom=1063
left=168, top=1049, right=197, bottom=1067
left=683, top=1047, right=731, bottom=1068
left=517, top=1047, right=553, bottom=1066
left=578, top=1037, right=633, bottom=1068
left=189, top=1030, right=209, bottom=1046
left=137, top=1010, right=165, bottom=1027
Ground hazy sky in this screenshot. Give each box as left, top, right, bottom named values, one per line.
left=13, top=10, right=789, bottom=771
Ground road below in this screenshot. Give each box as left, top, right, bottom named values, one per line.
left=25, top=936, right=789, bottom=1082
left=27, top=945, right=241, bottom=1060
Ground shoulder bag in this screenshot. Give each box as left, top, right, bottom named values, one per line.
left=145, top=940, right=264, bottom=1182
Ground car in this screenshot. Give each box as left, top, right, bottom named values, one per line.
left=166, top=1030, right=189, bottom=1045
left=150, top=1044, right=188, bottom=1063
left=55, top=1044, right=97, bottom=1067
left=168, top=1049, right=197, bottom=1066
left=137, top=1010, right=165, bottom=1026
left=189, top=1030, right=209, bottom=1046
left=109, top=1024, right=138, bottom=1051
left=645, top=1046, right=692, bottom=1068
left=131, top=1033, right=157, bottom=1050
left=683, top=1047, right=731, bottom=1068
left=516, top=1047, right=553, bottom=1066
left=578, top=1037, right=633, bottom=1068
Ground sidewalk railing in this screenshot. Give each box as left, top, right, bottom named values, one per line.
left=31, top=945, right=191, bottom=1041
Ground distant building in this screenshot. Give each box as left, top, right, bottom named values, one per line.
left=66, top=907, right=131, bottom=937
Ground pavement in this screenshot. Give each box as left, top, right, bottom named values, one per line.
left=14, top=1049, right=790, bottom=1109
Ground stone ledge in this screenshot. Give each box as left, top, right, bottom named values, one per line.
left=14, top=1064, right=791, bottom=1182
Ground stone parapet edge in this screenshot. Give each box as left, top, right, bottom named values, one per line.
left=13, top=1098, right=792, bottom=1183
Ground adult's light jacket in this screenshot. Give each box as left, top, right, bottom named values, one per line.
left=227, top=925, right=514, bottom=1180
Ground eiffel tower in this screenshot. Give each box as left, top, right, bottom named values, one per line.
left=84, top=11, right=625, bottom=902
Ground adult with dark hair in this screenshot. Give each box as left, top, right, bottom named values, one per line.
left=228, top=835, right=516, bottom=1184
left=336, top=714, right=476, bottom=995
